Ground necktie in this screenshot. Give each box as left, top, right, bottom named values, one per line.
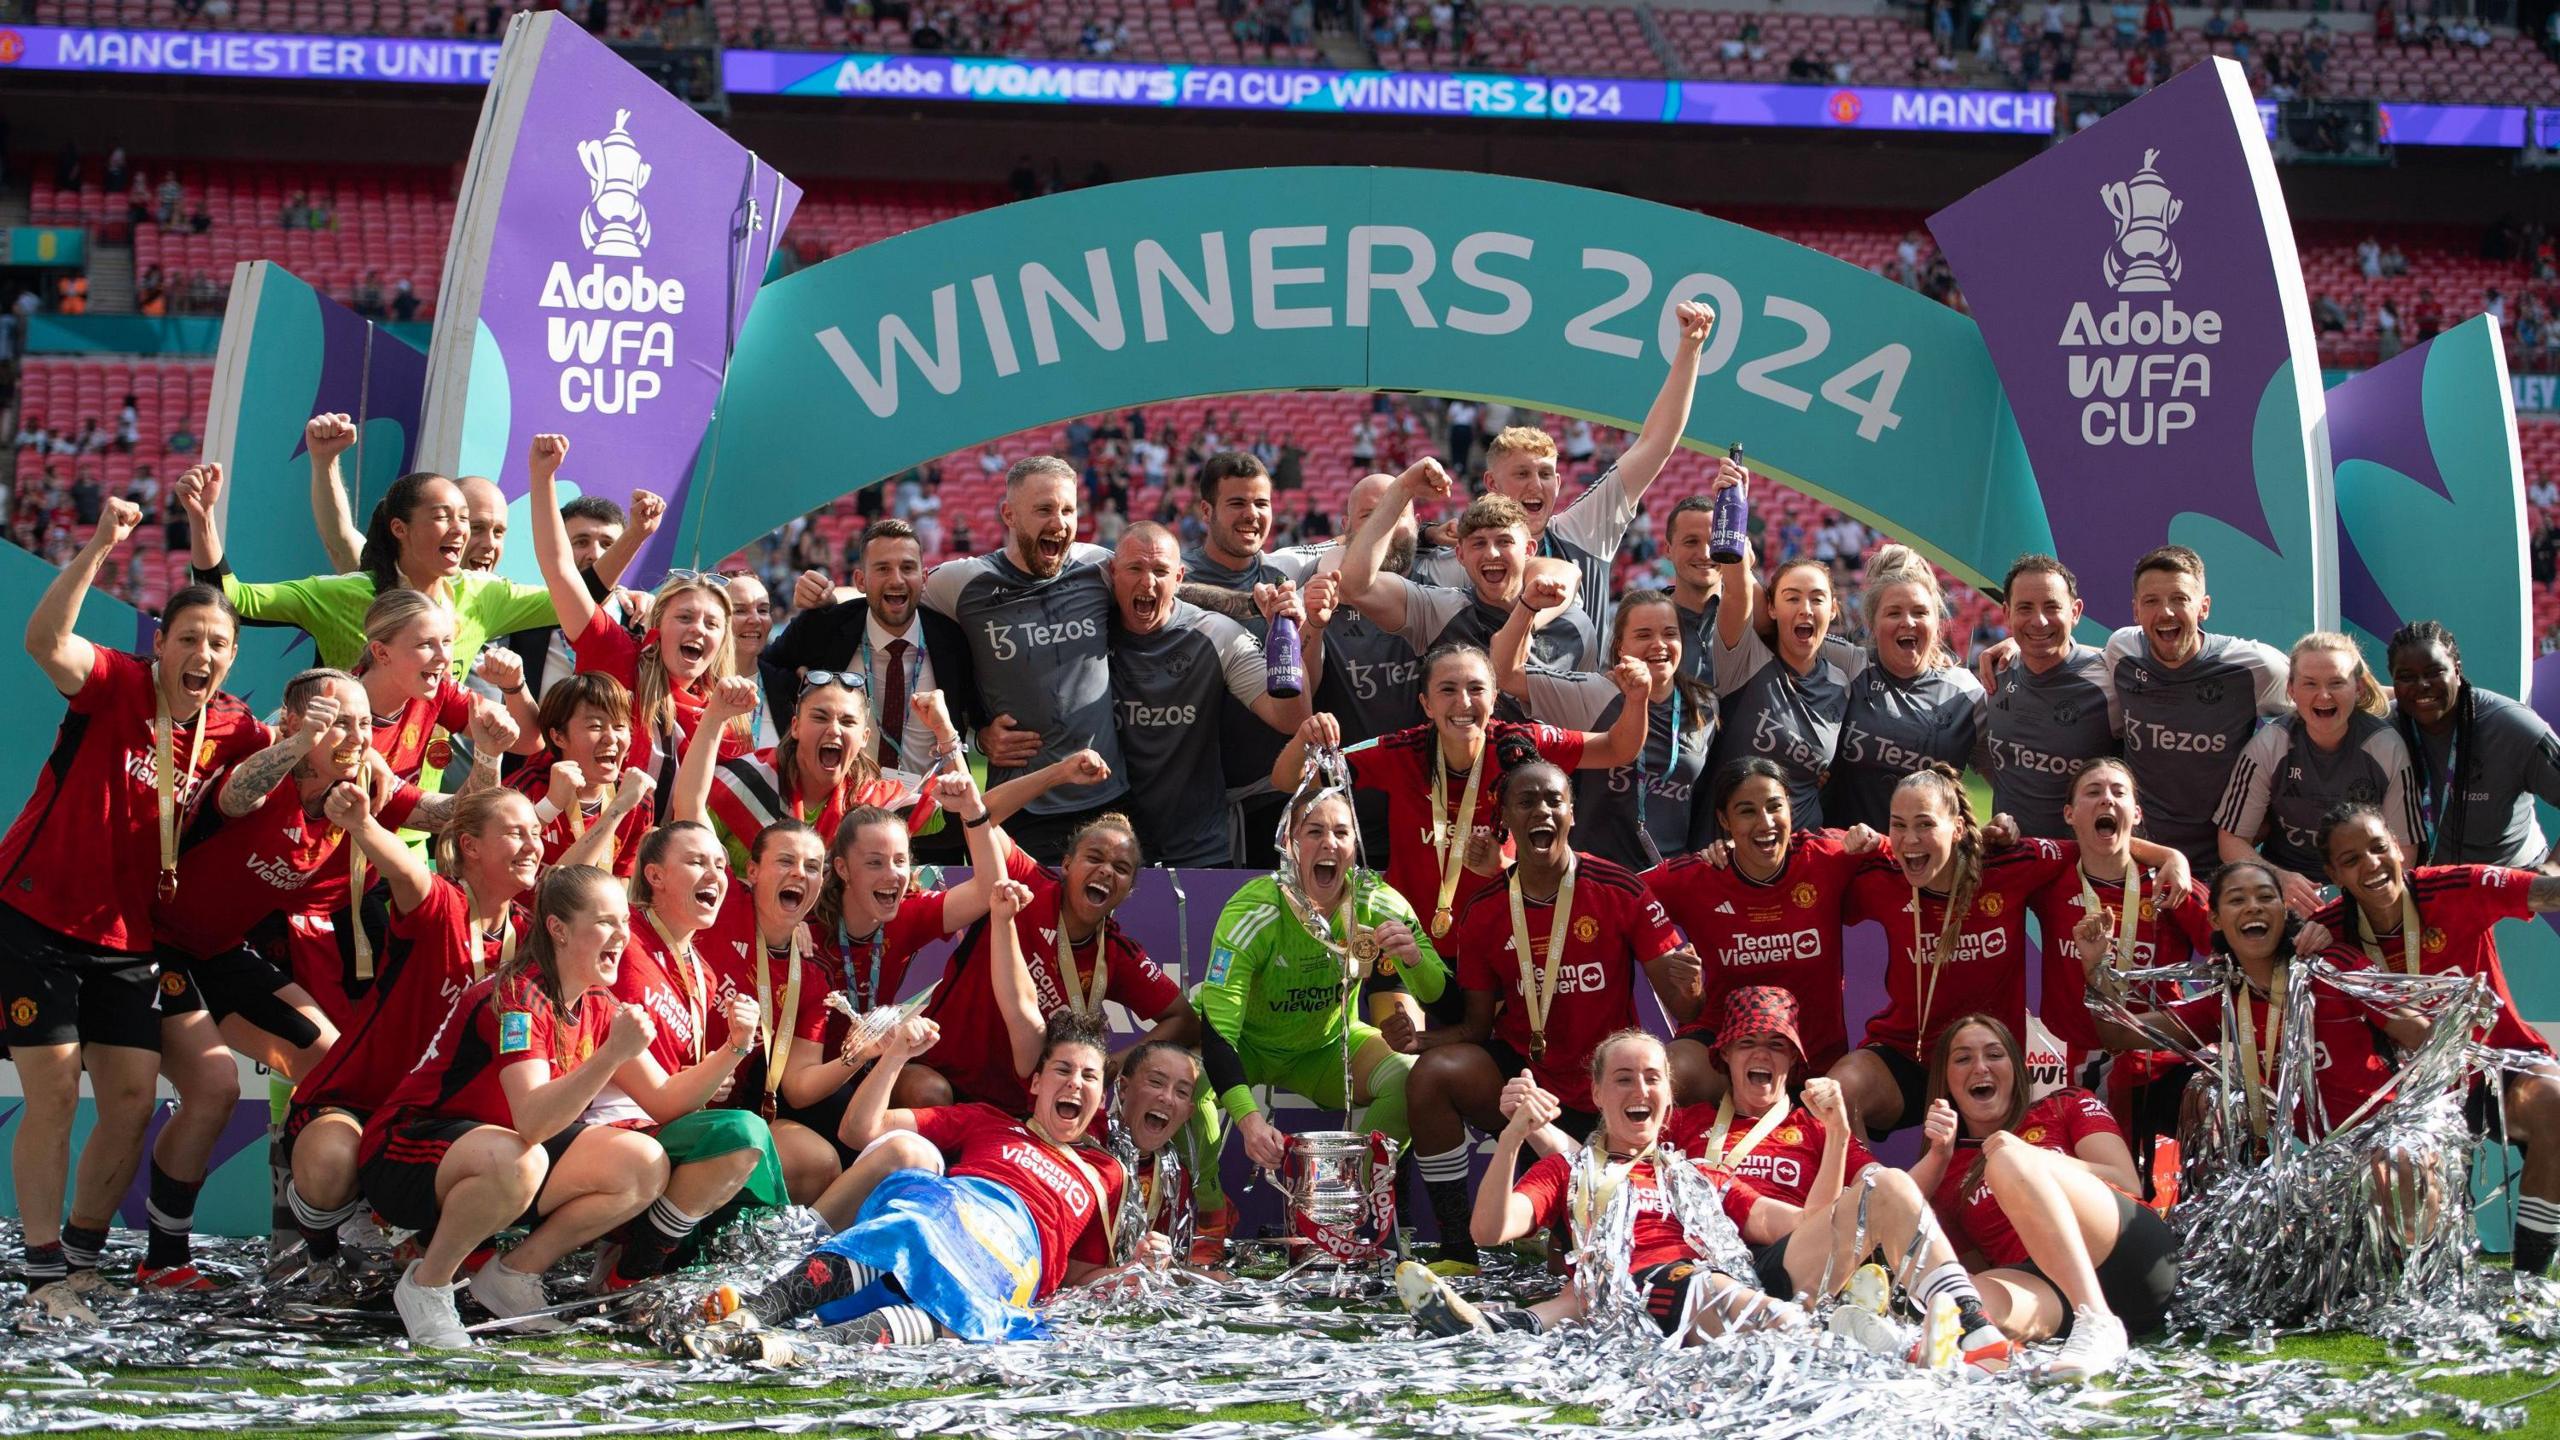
left=878, top=637, right=909, bottom=771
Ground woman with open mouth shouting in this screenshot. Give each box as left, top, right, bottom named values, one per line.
left=2387, top=620, right=2560, bottom=869
left=1202, top=787, right=1448, bottom=1208
left=178, top=452, right=559, bottom=677
left=688, top=820, right=836, bottom=1206
left=1824, top=546, right=1987, bottom=833
left=685, top=1008, right=1157, bottom=1355
left=1407, top=758, right=1700, bottom=1271
left=1704, top=467, right=1865, bottom=832
left=4, top=500, right=268, bottom=1323
left=2215, top=632, right=2422, bottom=916
left=354, top=588, right=540, bottom=793
left=528, top=435, right=753, bottom=800
left=2300, top=803, right=2560, bottom=1279
left=1273, top=642, right=1648, bottom=968
left=509, top=673, right=654, bottom=876
left=589, top=819, right=789, bottom=1293
left=1400, top=1031, right=1811, bottom=1345
left=358, top=864, right=673, bottom=1350
left=1908, top=1014, right=2176, bottom=1383
left=1494, top=585, right=1718, bottom=872
left=1831, top=765, right=2084, bottom=1140
left=1647, top=756, right=1880, bottom=1107
left=678, top=674, right=910, bottom=874
left=2027, top=758, right=2214, bottom=1174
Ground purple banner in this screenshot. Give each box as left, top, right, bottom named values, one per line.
left=417, top=12, right=799, bottom=586
left=0, top=22, right=496, bottom=82
left=1928, top=57, right=2333, bottom=640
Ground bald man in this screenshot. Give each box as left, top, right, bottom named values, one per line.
left=1109, top=522, right=1325, bottom=866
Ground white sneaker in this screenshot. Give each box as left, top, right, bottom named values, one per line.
left=468, top=1257, right=565, bottom=1333
left=20, top=1279, right=99, bottom=1329
left=2038, top=1306, right=2129, bottom=1383
left=393, top=1262, right=474, bottom=1350
left=1826, top=1301, right=1910, bottom=1358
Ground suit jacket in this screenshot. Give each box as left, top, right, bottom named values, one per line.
left=759, top=596, right=985, bottom=742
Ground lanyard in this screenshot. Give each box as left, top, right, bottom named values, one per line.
left=2352, top=890, right=2426, bottom=976
left=1427, top=734, right=1488, bottom=939
left=460, top=881, right=514, bottom=982
left=348, top=820, right=373, bottom=982
left=2234, top=970, right=2286, bottom=1139
left=644, top=907, right=710, bottom=1064
left=1700, top=1094, right=1789, bottom=1170
left=1058, top=918, right=1108, bottom=1021
left=2075, top=864, right=2144, bottom=973
left=857, top=629, right=930, bottom=762
left=1908, top=885, right=1954, bottom=1048
left=758, top=927, right=805, bottom=1115
left=1629, top=688, right=1683, bottom=857
left=1568, top=1141, right=1659, bottom=1236
left=834, top=916, right=887, bottom=1013
left=152, top=665, right=206, bottom=902
left=2417, top=727, right=2460, bottom=861
left=1507, top=856, right=1577, bottom=1060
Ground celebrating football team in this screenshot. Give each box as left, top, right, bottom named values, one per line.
left=9, top=303, right=2560, bottom=1385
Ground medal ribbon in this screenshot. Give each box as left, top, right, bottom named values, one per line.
left=2418, top=728, right=2459, bottom=861
left=1058, top=919, right=1109, bottom=1021
left=460, top=880, right=515, bottom=982
left=2076, top=865, right=2143, bottom=973
left=834, top=916, right=888, bottom=1015
left=1907, top=884, right=1954, bottom=1050
left=645, top=907, right=711, bottom=1065
left=1506, top=855, right=1577, bottom=1058
left=2234, top=968, right=2287, bottom=1139
left=1702, top=1094, right=1790, bottom=1170
left=153, top=665, right=206, bottom=899
left=2352, top=889, right=2426, bottom=976
left=758, top=925, right=805, bottom=1111
left=1428, top=734, right=1487, bottom=934
left=1569, top=1141, right=1658, bottom=1236
left=348, top=828, right=373, bottom=981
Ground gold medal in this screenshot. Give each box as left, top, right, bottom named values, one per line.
left=1430, top=908, right=1452, bottom=940
left=1350, top=928, right=1381, bottom=969
left=157, top=868, right=179, bottom=903
left=424, top=728, right=453, bottom=770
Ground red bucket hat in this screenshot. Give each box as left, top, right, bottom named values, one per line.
left=1710, top=986, right=1806, bottom=1074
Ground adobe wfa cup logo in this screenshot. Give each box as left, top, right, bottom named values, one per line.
left=577, top=108, right=652, bottom=259
left=2099, top=147, right=2181, bottom=293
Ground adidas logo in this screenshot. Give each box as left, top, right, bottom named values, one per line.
left=1714, top=902, right=1736, bottom=915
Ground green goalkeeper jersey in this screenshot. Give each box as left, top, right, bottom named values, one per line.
left=1201, top=872, right=1447, bottom=1077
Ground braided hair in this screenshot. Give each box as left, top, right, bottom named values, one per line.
left=2385, top=620, right=2470, bottom=864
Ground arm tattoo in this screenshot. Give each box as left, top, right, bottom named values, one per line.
left=1176, top=583, right=1260, bottom=624
left=407, top=791, right=460, bottom=831
left=2528, top=873, right=2560, bottom=914
left=220, top=735, right=310, bottom=817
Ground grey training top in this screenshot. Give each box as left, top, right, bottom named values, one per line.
left=1674, top=597, right=1720, bottom=689
left=2215, top=708, right=2420, bottom=876
left=920, top=541, right=1127, bottom=816
left=1265, top=542, right=1421, bottom=743
left=2407, top=685, right=2560, bottom=867
left=1825, top=658, right=1987, bottom=832
left=1708, top=627, right=1868, bottom=832
left=1109, top=600, right=1271, bottom=867
left=1412, top=459, right=1643, bottom=636
left=1523, top=669, right=1716, bottom=870
left=2105, top=627, right=2290, bottom=866
left=1980, top=644, right=2122, bottom=840
left=1395, top=578, right=1596, bottom=678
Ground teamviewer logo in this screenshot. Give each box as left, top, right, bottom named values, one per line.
left=2098, top=147, right=2182, bottom=293
left=577, top=107, right=653, bottom=259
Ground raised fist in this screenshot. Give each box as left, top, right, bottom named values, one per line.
left=547, top=759, right=589, bottom=798
left=298, top=690, right=343, bottom=744
left=528, top=433, right=570, bottom=480
left=474, top=645, right=525, bottom=692
left=96, top=495, right=144, bottom=546
left=305, top=413, right=357, bottom=460
left=627, top=489, right=666, bottom=536
left=793, top=569, right=837, bottom=613
left=709, top=674, right=759, bottom=720
left=1675, top=299, right=1717, bottom=346
left=1397, top=456, right=1452, bottom=501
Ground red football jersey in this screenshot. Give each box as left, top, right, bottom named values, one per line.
left=1346, top=720, right=1586, bottom=959
left=2309, top=866, right=2550, bottom=1057
left=507, top=765, right=650, bottom=877
left=1663, top=1101, right=1878, bottom=1208
left=361, top=968, right=615, bottom=1152
left=618, top=912, right=727, bottom=1076
left=571, top=610, right=751, bottom=788
left=0, top=649, right=267, bottom=952
left=2164, top=963, right=2396, bottom=1137
left=698, top=889, right=835, bottom=1108
left=909, top=1102, right=1128, bottom=1299
left=1646, top=832, right=1862, bottom=1072
left=370, top=679, right=473, bottom=785
left=1514, top=1151, right=1763, bottom=1271
left=1929, top=1088, right=2124, bottom=1268
left=2029, top=854, right=2213, bottom=1064
left=923, top=847, right=1177, bottom=1113
left=154, top=780, right=423, bottom=960
left=1453, top=854, right=1682, bottom=1111
left=1847, top=838, right=2074, bottom=1060
left=295, top=875, right=527, bottom=1114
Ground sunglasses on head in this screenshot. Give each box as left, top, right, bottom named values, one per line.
left=798, top=670, right=868, bottom=700
left=663, top=569, right=733, bottom=590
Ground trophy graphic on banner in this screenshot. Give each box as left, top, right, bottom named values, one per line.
left=578, top=107, right=653, bottom=258
left=2099, top=147, right=2183, bottom=293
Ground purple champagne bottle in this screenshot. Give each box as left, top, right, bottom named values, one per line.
left=1266, top=613, right=1305, bottom=699
left=1710, top=442, right=1749, bottom=565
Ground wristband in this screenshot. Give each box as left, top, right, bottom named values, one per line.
left=533, top=796, right=562, bottom=823
left=499, top=683, right=525, bottom=695
left=964, top=811, right=993, bottom=829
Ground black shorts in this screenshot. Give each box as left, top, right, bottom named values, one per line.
left=776, top=1073, right=867, bottom=1166
left=2464, top=1074, right=2537, bottom=1150
left=361, top=1117, right=592, bottom=1235
left=2013, top=1189, right=2179, bottom=1339
left=1631, top=1258, right=1710, bottom=1337
left=1857, top=1041, right=1931, bottom=1136
left=1750, top=1236, right=1795, bottom=1299
left=283, top=1101, right=368, bottom=1155
left=1482, top=1037, right=1600, bottom=1141
left=0, top=901, right=163, bottom=1051
left=155, top=944, right=322, bottom=1049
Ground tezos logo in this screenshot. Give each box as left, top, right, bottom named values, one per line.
left=2099, top=147, right=2182, bottom=293
left=578, top=108, right=652, bottom=258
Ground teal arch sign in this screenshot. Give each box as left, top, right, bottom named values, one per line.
left=674, top=167, right=2060, bottom=599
